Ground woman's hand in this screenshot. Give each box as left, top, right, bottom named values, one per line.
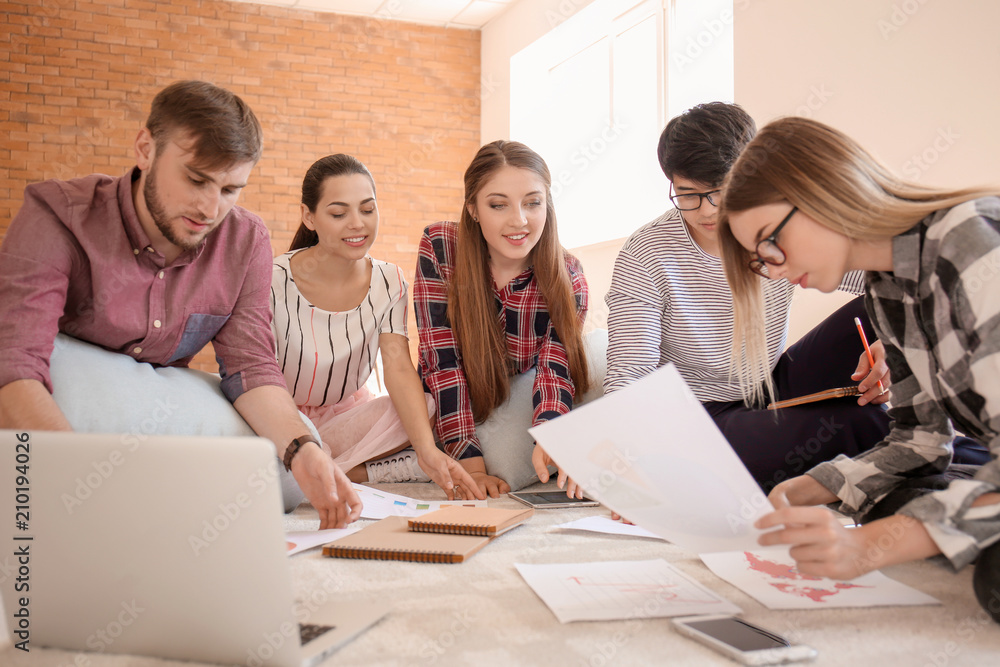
left=532, top=444, right=584, bottom=499
left=415, top=446, right=486, bottom=501
left=469, top=471, right=511, bottom=498
left=852, top=339, right=892, bottom=406
left=756, top=497, right=874, bottom=580
left=769, top=475, right=838, bottom=508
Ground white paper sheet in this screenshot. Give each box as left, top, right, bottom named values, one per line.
left=699, top=550, right=940, bottom=610
left=529, top=364, right=776, bottom=554
left=285, top=527, right=362, bottom=556
left=352, top=483, right=487, bottom=520
left=556, top=516, right=666, bottom=541
left=515, top=559, right=740, bottom=623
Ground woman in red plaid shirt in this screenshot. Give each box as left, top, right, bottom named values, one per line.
left=414, top=140, right=593, bottom=499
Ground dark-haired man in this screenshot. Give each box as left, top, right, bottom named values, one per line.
left=603, top=102, right=902, bottom=490
left=0, top=80, right=360, bottom=528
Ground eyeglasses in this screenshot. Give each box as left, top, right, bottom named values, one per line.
left=669, top=184, right=721, bottom=211
left=748, top=206, right=797, bottom=278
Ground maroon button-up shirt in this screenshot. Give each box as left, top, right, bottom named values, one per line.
left=0, top=168, right=286, bottom=402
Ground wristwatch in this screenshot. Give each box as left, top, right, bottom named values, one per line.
left=283, top=435, right=318, bottom=472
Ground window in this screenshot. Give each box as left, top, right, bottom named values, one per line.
left=510, top=0, right=734, bottom=248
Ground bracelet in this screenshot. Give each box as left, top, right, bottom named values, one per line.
left=283, top=435, right=318, bottom=472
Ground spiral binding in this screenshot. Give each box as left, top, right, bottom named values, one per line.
left=322, top=545, right=462, bottom=563
left=409, top=522, right=490, bottom=536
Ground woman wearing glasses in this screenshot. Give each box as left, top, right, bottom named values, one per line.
left=606, top=103, right=917, bottom=494
left=719, top=116, right=1000, bottom=621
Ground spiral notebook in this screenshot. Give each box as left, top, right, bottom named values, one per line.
left=408, top=506, right=534, bottom=537
left=322, top=516, right=491, bottom=564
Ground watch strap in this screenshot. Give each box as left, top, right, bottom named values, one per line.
left=283, top=435, right=317, bottom=472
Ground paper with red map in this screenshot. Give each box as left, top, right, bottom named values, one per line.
left=699, top=550, right=939, bottom=609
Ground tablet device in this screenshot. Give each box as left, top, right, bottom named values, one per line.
left=508, top=490, right=600, bottom=509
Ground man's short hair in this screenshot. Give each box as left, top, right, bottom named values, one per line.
left=656, top=102, right=756, bottom=186
left=145, top=80, right=262, bottom=170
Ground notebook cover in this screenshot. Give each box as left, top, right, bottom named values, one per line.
left=322, top=516, right=490, bottom=563
left=407, top=506, right=534, bottom=537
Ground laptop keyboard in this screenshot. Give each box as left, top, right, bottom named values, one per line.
left=300, top=623, right=336, bottom=644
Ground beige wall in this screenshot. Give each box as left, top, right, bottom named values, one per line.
left=485, top=0, right=1000, bottom=339
left=735, top=0, right=1000, bottom=339
left=734, top=0, right=1000, bottom=188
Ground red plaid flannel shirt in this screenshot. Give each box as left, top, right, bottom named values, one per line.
left=414, top=221, right=589, bottom=460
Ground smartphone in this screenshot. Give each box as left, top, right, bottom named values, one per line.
left=672, top=615, right=817, bottom=665
left=508, top=490, right=600, bottom=509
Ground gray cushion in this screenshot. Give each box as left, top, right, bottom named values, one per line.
left=49, top=334, right=307, bottom=511
left=479, top=329, right=609, bottom=491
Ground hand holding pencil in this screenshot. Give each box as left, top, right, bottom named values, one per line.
left=851, top=317, right=891, bottom=406
left=768, top=318, right=892, bottom=410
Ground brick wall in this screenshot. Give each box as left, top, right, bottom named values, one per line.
left=1, top=0, right=481, bottom=371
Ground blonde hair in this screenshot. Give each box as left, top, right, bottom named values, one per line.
left=718, top=116, right=999, bottom=406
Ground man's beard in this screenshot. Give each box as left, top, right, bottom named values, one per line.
left=143, top=160, right=205, bottom=252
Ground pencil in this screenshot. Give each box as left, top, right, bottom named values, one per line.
left=767, top=386, right=861, bottom=410
left=854, top=316, right=885, bottom=395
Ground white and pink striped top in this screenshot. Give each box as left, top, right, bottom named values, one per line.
left=270, top=249, right=408, bottom=407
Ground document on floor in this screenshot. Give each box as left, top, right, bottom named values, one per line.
left=555, top=516, right=665, bottom=540
left=515, top=559, right=741, bottom=623
left=529, top=364, right=777, bottom=554
left=353, top=483, right=488, bottom=520
left=699, top=550, right=940, bottom=610
left=286, top=526, right=363, bottom=556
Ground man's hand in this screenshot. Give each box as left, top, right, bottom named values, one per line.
left=290, top=443, right=361, bottom=529
left=0, top=379, right=72, bottom=430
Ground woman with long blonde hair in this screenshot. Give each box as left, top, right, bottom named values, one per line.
left=414, top=140, right=592, bottom=498
left=718, top=116, right=1000, bottom=622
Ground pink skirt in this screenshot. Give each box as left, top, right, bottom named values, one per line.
left=299, top=387, right=435, bottom=473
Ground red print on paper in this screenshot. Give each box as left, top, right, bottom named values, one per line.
left=744, top=552, right=871, bottom=603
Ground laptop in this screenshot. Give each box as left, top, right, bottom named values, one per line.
left=0, top=430, right=387, bottom=666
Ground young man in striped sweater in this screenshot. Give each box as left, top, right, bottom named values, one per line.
left=603, top=102, right=988, bottom=491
